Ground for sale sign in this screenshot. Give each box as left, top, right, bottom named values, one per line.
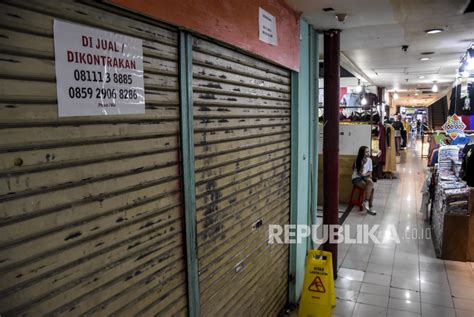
left=54, top=20, right=145, bottom=117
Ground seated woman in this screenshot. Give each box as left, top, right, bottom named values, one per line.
left=352, top=146, right=376, bottom=215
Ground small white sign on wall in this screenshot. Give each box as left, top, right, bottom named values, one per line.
left=318, top=124, right=372, bottom=155
left=54, top=20, right=145, bottom=117
left=259, top=7, right=278, bottom=46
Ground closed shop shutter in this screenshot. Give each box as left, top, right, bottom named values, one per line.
left=192, top=38, right=291, bottom=316
left=0, top=1, right=187, bottom=316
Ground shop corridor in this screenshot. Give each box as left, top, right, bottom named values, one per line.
left=331, top=140, right=474, bottom=317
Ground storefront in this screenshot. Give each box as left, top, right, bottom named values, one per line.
left=0, top=0, right=318, bottom=315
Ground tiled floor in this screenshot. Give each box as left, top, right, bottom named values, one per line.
left=331, top=140, right=474, bottom=317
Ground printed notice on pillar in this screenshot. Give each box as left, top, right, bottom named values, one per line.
left=53, top=20, right=145, bottom=117
left=259, top=7, right=278, bottom=46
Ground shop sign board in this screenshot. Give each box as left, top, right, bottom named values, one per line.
left=53, top=20, right=145, bottom=117
left=442, top=114, right=466, bottom=140
left=259, top=7, right=278, bottom=46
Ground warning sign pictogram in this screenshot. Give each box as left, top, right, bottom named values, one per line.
left=308, top=276, right=326, bottom=293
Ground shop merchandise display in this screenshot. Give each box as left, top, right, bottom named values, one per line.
left=318, top=110, right=380, bottom=124
left=430, top=146, right=471, bottom=256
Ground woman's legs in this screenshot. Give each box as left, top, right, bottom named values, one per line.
left=354, top=179, right=369, bottom=204
left=353, top=178, right=376, bottom=214
left=365, top=178, right=374, bottom=207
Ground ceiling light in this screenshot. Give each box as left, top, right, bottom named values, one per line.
left=419, top=57, right=431, bottom=61
left=432, top=82, right=438, bottom=92
left=418, top=75, right=425, bottom=79
left=361, top=97, right=367, bottom=105
left=425, top=28, right=444, bottom=34
left=393, top=92, right=399, bottom=100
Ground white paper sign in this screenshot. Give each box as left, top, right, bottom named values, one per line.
left=259, top=7, right=278, bottom=46
left=54, top=20, right=145, bottom=117
left=318, top=124, right=371, bottom=155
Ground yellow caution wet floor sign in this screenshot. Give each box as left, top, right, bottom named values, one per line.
left=298, top=250, right=336, bottom=317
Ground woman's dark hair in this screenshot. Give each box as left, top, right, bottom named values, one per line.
left=355, top=146, right=368, bottom=172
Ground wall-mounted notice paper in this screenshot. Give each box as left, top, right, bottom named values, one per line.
left=259, top=7, right=278, bottom=46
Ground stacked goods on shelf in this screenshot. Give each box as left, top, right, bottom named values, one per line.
left=431, top=147, right=471, bottom=257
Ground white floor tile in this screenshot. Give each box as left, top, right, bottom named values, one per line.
left=387, top=309, right=421, bottom=317
left=363, top=272, right=391, bottom=287
left=335, top=276, right=363, bottom=292
left=341, top=260, right=369, bottom=272
left=335, top=288, right=358, bottom=302
left=390, top=277, right=420, bottom=292
left=338, top=268, right=365, bottom=282
left=419, top=270, right=448, bottom=285
left=419, top=280, right=451, bottom=295
left=390, top=288, right=420, bottom=302
left=367, top=262, right=393, bottom=275
left=357, top=293, right=389, bottom=308
left=352, top=303, right=387, bottom=317
left=331, top=298, right=356, bottom=316
left=420, top=303, right=456, bottom=317
left=420, top=291, right=453, bottom=308
left=388, top=298, right=421, bottom=314
left=360, top=282, right=390, bottom=297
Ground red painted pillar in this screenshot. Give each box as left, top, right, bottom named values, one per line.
left=323, top=29, right=340, bottom=277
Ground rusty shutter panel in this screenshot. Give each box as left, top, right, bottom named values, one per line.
left=192, top=38, right=291, bottom=316
left=0, top=1, right=187, bottom=316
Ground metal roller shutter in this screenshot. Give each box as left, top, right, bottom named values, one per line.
left=192, top=38, right=291, bottom=316
left=0, top=1, right=187, bottom=316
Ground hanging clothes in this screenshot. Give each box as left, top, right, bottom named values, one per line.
left=378, top=122, right=386, bottom=164
left=376, top=122, right=386, bottom=179
left=340, top=93, right=361, bottom=108
left=383, top=124, right=396, bottom=173
left=402, top=120, right=410, bottom=146
left=461, top=143, right=474, bottom=186
left=392, top=120, right=404, bottom=155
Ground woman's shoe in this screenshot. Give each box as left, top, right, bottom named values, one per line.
left=363, top=200, right=370, bottom=211
left=367, top=208, right=377, bottom=215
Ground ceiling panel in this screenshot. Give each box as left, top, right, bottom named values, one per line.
left=285, top=0, right=474, bottom=107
